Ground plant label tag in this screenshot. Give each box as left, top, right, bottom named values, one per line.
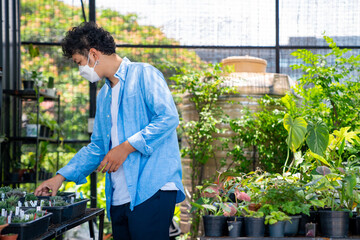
left=25, top=214, right=29, bottom=221
left=30, top=200, right=34, bottom=207
left=23, top=191, right=26, bottom=197
left=24, top=202, right=29, bottom=207
left=7, top=216, right=11, bottom=224
left=1, top=193, right=4, bottom=200
left=80, top=192, right=84, bottom=199
left=36, top=206, right=41, bottom=212
left=40, top=200, right=44, bottom=207
left=20, top=210, right=25, bottom=219
left=71, top=197, right=74, bottom=204
left=76, top=192, right=80, bottom=199
left=34, top=200, right=38, bottom=206
left=18, top=201, right=22, bottom=207
left=15, top=207, right=20, bottom=216
left=1, top=209, right=6, bottom=217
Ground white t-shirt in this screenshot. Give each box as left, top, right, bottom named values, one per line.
left=110, top=80, right=178, bottom=206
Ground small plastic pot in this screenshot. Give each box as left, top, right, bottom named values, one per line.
left=227, top=219, right=243, bottom=237
left=268, top=221, right=286, bottom=237
left=203, top=215, right=227, bottom=237
left=244, top=217, right=265, bottom=237
left=284, top=215, right=301, bottom=236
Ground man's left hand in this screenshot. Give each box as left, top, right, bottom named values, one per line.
left=97, top=140, right=136, bottom=173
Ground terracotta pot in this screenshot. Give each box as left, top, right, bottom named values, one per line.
left=0, top=234, right=18, bottom=240
left=0, top=224, right=8, bottom=235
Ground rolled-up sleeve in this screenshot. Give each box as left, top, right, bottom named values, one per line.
left=127, top=66, right=179, bottom=156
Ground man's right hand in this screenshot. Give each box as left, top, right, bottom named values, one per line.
left=34, top=174, right=65, bottom=196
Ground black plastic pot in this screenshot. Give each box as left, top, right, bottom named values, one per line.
left=44, top=126, right=51, bottom=138
left=203, top=215, right=227, bottom=237
left=227, top=218, right=243, bottom=237
left=318, top=210, right=349, bottom=238
left=42, top=199, right=89, bottom=224
left=22, top=80, right=34, bottom=90
left=2, top=212, right=52, bottom=240
left=298, top=210, right=317, bottom=235
left=268, top=221, right=286, bottom=237
left=355, top=216, right=360, bottom=236
left=244, top=217, right=265, bottom=237
left=349, top=212, right=357, bottom=235
left=285, top=215, right=301, bottom=236
left=40, top=125, right=46, bottom=137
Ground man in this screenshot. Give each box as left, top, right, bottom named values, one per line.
left=35, top=22, right=185, bottom=240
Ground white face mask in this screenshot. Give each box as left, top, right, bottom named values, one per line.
left=79, top=53, right=101, bottom=83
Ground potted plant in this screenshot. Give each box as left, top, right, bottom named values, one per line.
left=25, top=113, right=41, bottom=137
left=22, top=44, right=43, bottom=90
left=225, top=187, right=251, bottom=237
left=191, top=184, right=229, bottom=237
left=308, top=166, right=354, bottom=238
left=45, top=76, right=56, bottom=97
left=243, top=209, right=265, bottom=237
left=264, top=210, right=291, bottom=237
left=0, top=216, right=8, bottom=235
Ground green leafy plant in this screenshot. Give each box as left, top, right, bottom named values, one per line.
left=6, top=196, right=20, bottom=208
left=228, top=95, right=289, bottom=173
left=265, top=211, right=291, bottom=225
left=25, top=193, right=38, bottom=201
left=0, top=216, right=6, bottom=225
left=245, top=210, right=264, bottom=218
left=291, top=36, right=360, bottom=131
left=0, top=187, right=12, bottom=194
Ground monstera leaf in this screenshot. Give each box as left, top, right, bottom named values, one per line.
left=306, top=121, right=329, bottom=156
left=283, top=114, right=307, bottom=152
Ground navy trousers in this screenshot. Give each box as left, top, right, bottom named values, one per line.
left=110, top=190, right=177, bottom=240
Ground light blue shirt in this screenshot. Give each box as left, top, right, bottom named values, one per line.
left=57, top=57, right=185, bottom=219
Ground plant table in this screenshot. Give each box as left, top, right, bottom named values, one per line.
left=34, top=208, right=105, bottom=240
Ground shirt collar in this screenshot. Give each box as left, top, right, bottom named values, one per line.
left=105, top=57, right=130, bottom=88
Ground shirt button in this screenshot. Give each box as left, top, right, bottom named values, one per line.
left=107, top=115, right=110, bottom=118
left=107, top=134, right=109, bottom=137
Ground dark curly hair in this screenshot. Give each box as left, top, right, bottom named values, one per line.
left=61, top=22, right=116, bottom=58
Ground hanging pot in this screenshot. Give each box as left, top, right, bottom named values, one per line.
left=268, top=221, right=286, bottom=237
left=284, top=215, right=301, bottom=236
left=244, top=217, right=265, bottom=237
left=203, top=215, right=227, bottom=237
left=318, top=210, right=349, bottom=238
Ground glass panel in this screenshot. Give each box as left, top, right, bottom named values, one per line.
left=96, top=0, right=276, bottom=46
left=280, top=0, right=360, bottom=46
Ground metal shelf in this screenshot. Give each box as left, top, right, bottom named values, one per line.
left=3, top=89, right=58, bottom=101
left=9, top=136, right=59, bottom=143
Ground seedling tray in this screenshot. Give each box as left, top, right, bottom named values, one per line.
left=42, top=199, right=89, bottom=224
left=2, top=212, right=52, bottom=240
